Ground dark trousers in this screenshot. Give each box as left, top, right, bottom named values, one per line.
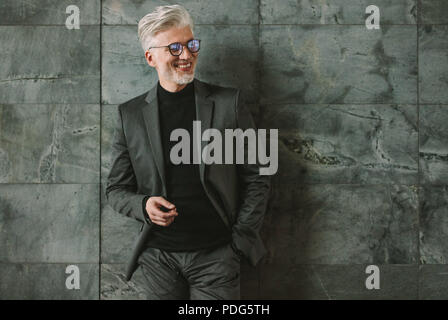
left=137, top=242, right=241, bottom=300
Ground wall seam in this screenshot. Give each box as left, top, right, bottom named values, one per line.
left=257, top=0, right=262, bottom=299
left=416, top=0, right=421, bottom=300
left=99, top=0, right=103, bottom=301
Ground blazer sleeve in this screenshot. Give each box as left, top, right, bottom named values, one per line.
left=105, top=104, right=149, bottom=224
left=141, top=195, right=152, bottom=225
left=231, top=90, right=272, bottom=259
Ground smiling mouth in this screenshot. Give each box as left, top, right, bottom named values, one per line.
left=174, top=62, right=192, bottom=71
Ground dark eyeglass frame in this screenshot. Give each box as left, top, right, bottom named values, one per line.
left=148, top=39, right=201, bottom=56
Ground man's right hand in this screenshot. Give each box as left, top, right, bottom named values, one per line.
left=145, top=196, right=178, bottom=227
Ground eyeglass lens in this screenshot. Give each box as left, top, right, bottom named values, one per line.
left=169, top=39, right=200, bottom=56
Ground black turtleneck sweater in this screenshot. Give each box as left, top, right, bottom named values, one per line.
left=143, top=81, right=232, bottom=251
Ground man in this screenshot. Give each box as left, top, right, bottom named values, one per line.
left=106, top=4, right=271, bottom=300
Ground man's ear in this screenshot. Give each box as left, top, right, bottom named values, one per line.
left=145, top=50, right=156, bottom=67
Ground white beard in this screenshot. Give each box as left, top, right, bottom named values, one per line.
left=162, top=66, right=195, bottom=85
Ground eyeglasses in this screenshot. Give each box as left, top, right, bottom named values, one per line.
left=148, top=39, right=201, bottom=56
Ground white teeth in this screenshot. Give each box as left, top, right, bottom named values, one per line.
left=176, top=63, right=191, bottom=68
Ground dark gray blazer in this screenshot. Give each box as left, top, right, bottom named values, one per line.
left=105, top=78, right=272, bottom=281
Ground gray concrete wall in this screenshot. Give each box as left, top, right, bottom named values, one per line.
left=0, top=0, right=447, bottom=299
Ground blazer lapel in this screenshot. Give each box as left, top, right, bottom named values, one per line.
left=194, top=79, right=215, bottom=184
left=194, top=80, right=230, bottom=228
left=142, top=84, right=167, bottom=196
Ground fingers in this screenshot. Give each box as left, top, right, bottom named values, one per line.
left=145, top=196, right=178, bottom=227
left=152, top=196, right=175, bottom=211
left=149, top=197, right=177, bottom=215
left=147, top=197, right=177, bottom=217
left=151, top=205, right=178, bottom=218
left=149, top=215, right=175, bottom=227
left=148, top=207, right=177, bottom=222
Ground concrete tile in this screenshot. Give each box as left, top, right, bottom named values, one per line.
left=421, top=0, right=448, bottom=24
left=260, top=25, right=417, bottom=104
left=101, top=26, right=154, bottom=105
left=260, top=104, right=418, bottom=184
left=0, top=104, right=100, bottom=183
left=102, top=0, right=258, bottom=25
left=259, top=264, right=418, bottom=299
left=0, top=263, right=99, bottom=299
left=261, top=183, right=419, bottom=264
left=419, top=265, right=448, bottom=299
left=419, top=25, right=448, bottom=104
left=419, top=185, right=448, bottom=264
left=101, top=104, right=118, bottom=185
left=0, top=0, right=100, bottom=25
left=100, top=263, right=148, bottom=299
left=419, top=105, right=448, bottom=184
left=0, top=184, right=99, bottom=263
left=194, top=25, right=259, bottom=104
left=0, top=26, right=100, bottom=103
left=260, top=0, right=417, bottom=25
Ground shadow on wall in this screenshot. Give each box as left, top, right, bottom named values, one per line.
left=196, top=44, right=259, bottom=106
left=213, top=49, right=314, bottom=297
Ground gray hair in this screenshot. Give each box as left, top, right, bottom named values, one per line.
left=138, top=5, right=194, bottom=52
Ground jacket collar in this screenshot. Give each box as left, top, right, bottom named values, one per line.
left=140, top=78, right=215, bottom=196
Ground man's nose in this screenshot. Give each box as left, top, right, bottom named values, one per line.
left=179, top=44, right=193, bottom=60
